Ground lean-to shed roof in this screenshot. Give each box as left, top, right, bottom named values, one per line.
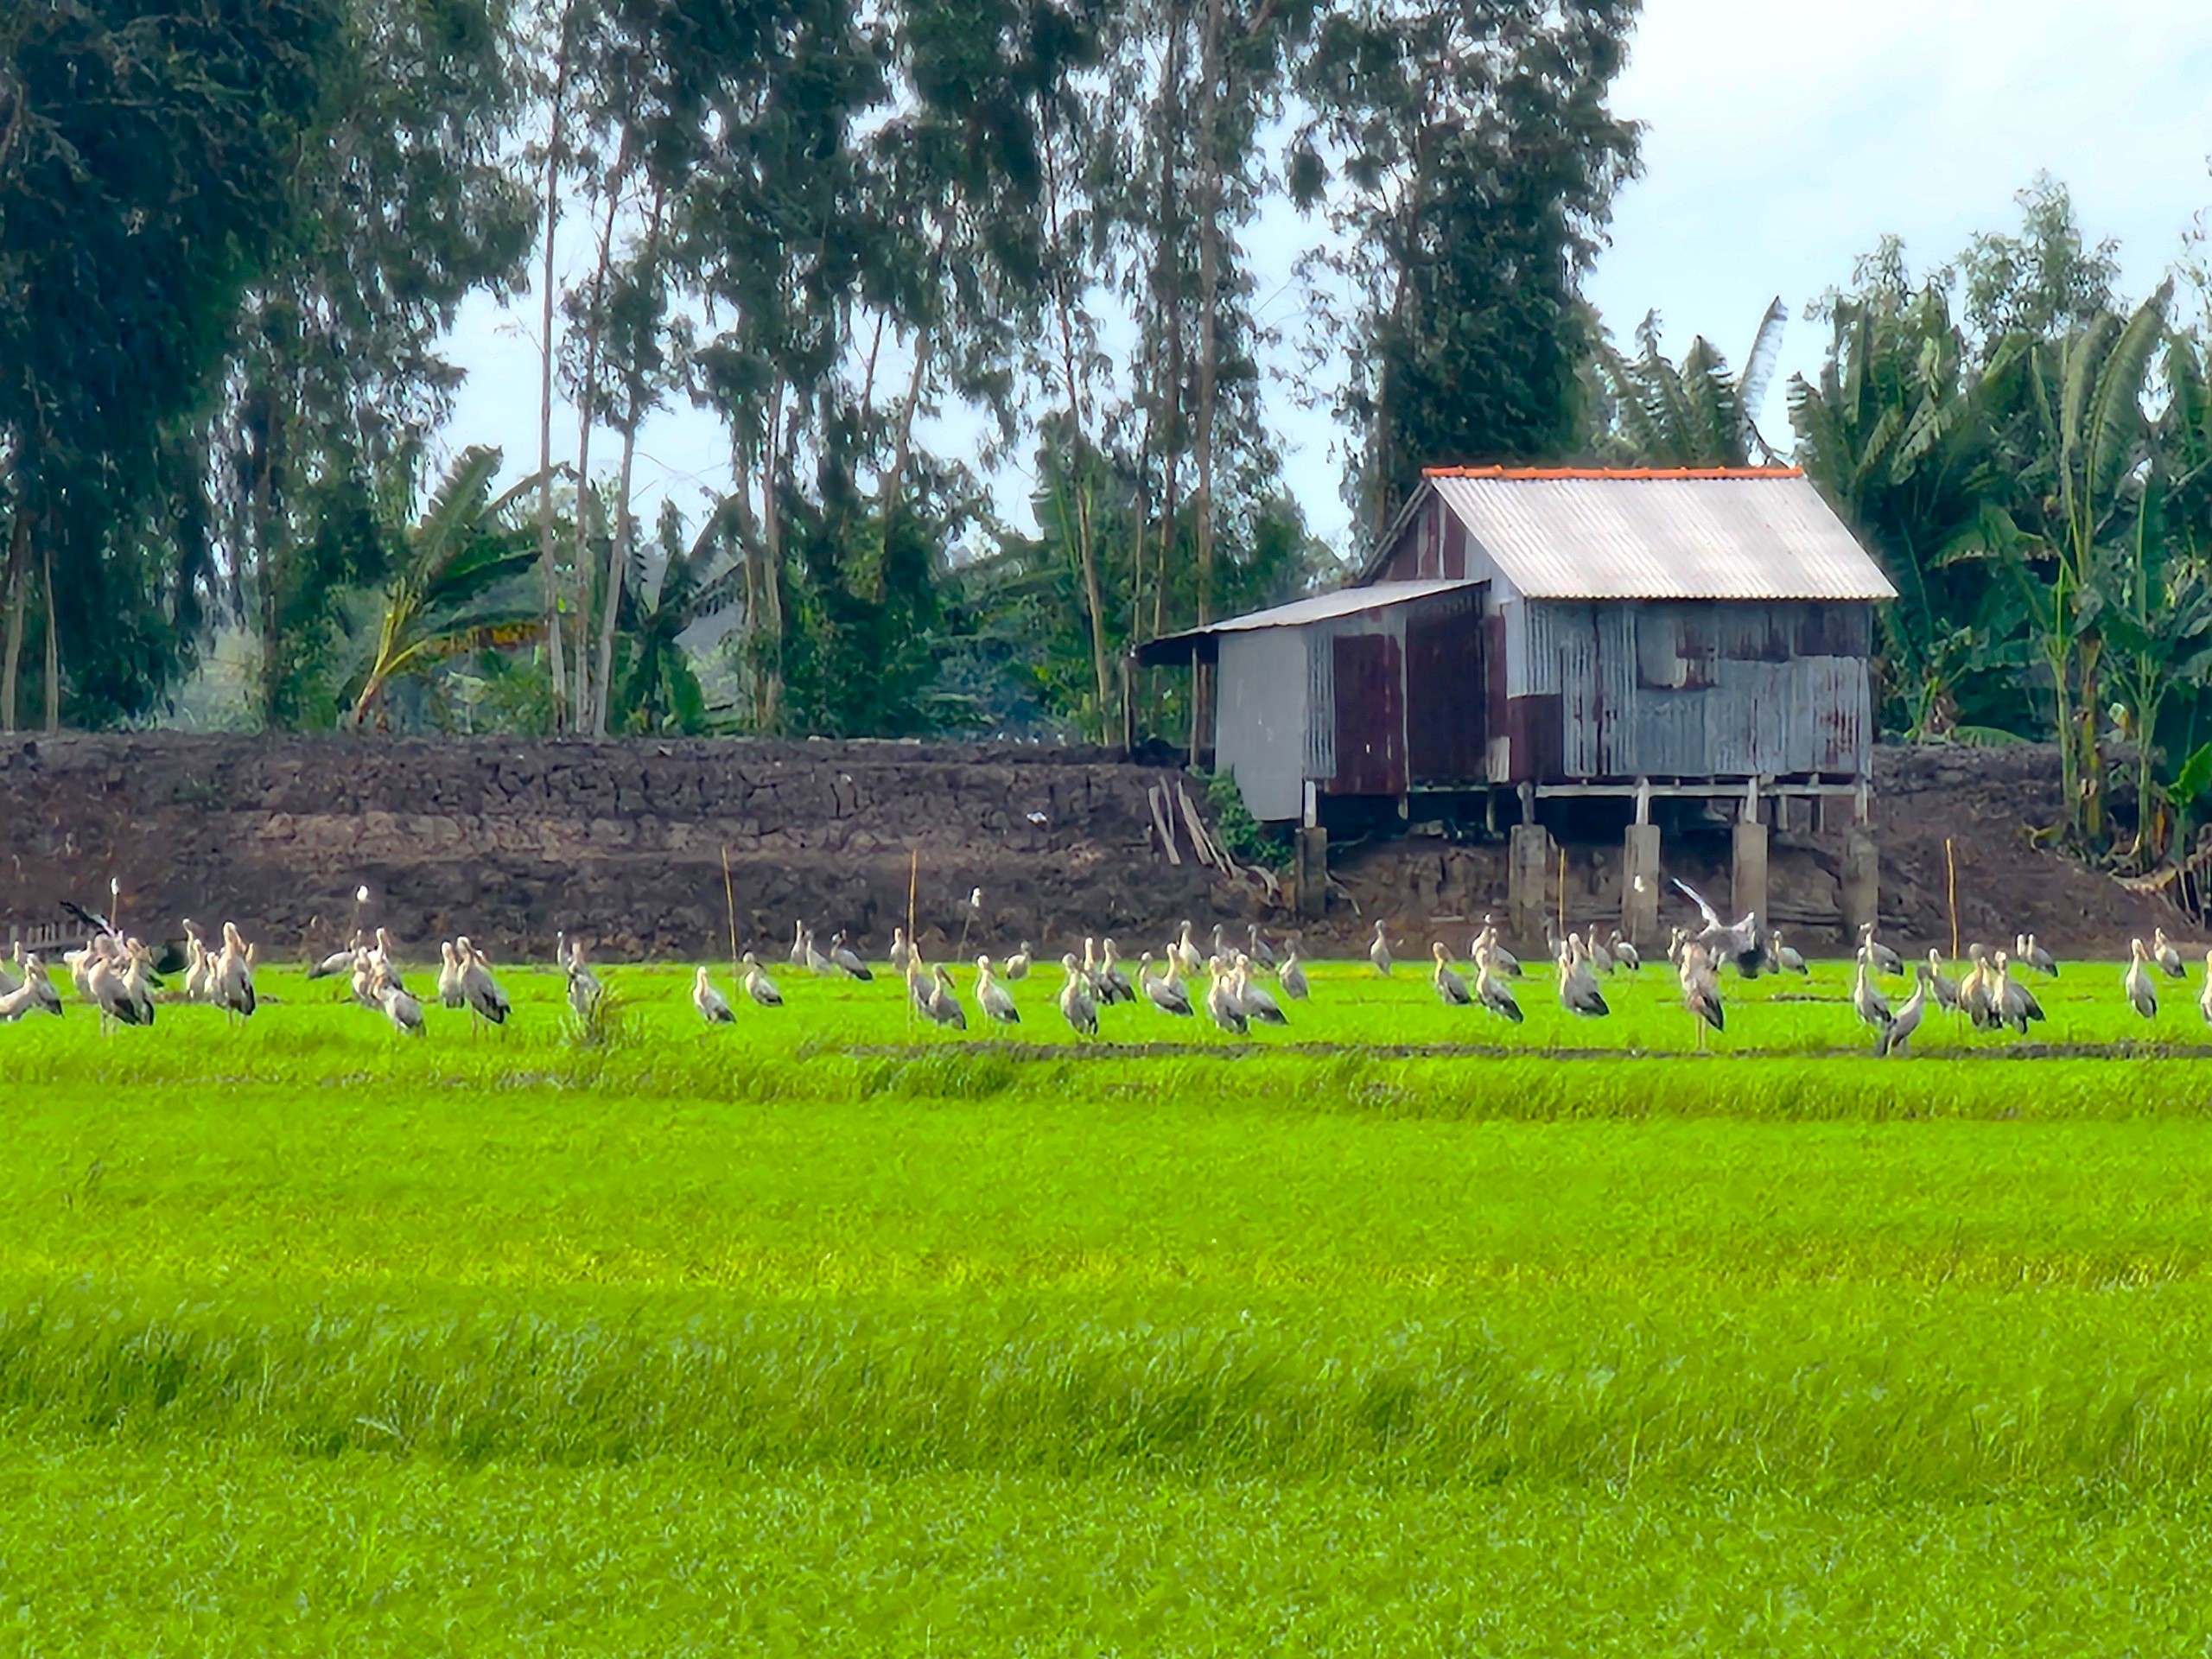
left=1130, top=578, right=1482, bottom=665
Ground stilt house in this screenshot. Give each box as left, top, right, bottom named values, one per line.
left=1136, top=467, right=1895, bottom=826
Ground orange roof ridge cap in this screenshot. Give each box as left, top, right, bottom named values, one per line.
left=1420, top=465, right=1804, bottom=480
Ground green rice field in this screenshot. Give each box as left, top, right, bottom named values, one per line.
left=6, top=952, right=2212, bottom=1653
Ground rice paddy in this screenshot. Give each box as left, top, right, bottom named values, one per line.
left=5, top=953, right=2211, bottom=1652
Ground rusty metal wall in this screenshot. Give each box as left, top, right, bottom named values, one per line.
left=1405, top=601, right=1487, bottom=785
left=1509, top=599, right=1872, bottom=783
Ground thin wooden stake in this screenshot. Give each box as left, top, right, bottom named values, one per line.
left=906, top=849, right=919, bottom=1035
left=1558, top=844, right=1567, bottom=938
left=1946, top=836, right=1959, bottom=964
left=720, top=843, right=741, bottom=992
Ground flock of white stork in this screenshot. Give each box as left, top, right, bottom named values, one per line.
left=1, top=876, right=2202, bottom=1052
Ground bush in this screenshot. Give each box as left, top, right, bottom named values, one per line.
left=1203, top=770, right=1285, bottom=868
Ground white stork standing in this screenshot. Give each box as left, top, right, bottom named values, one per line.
left=1557, top=936, right=1610, bottom=1019
left=1058, top=955, right=1098, bottom=1037
left=1205, top=958, right=1249, bottom=1036
left=2126, top=938, right=2159, bottom=1020
left=213, top=923, right=257, bottom=1021
left=1853, top=949, right=1893, bottom=1036
left=976, top=957, right=1020, bottom=1025
left=694, top=965, right=736, bottom=1025
left=1369, top=921, right=1393, bottom=977
left=455, top=937, right=509, bottom=1029
left=1236, top=955, right=1287, bottom=1026
left=741, top=951, right=783, bottom=1008
left=829, top=931, right=874, bottom=981
left=1139, top=953, right=1193, bottom=1018
left=2154, top=927, right=2186, bottom=980
left=1879, top=976, right=1928, bottom=1058
left=1431, top=942, right=1472, bottom=1007
left=437, top=941, right=467, bottom=1009
left=372, top=961, right=424, bottom=1036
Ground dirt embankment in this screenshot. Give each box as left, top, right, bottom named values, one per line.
left=0, top=734, right=1225, bottom=961
left=1329, top=745, right=2194, bottom=960
left=0, top=734, right=2189, bottom=961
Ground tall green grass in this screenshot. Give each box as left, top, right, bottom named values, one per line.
left=8, top=1279, right=2212, bottom=1491
left=15, top=1452, right=2211, bottom=1656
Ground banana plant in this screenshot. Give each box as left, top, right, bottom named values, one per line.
left=603, top=499, right=746, bottom=735
left=1789, top=285, right=2026, bottom=738
left=346, top=448, right=549, bottom=728
left=2014, top=283, right=2171, bottom=844
left=1596, top=300, right=1786, bottom=467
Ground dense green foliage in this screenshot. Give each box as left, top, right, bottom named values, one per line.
left=0, top=0, right=1643, bottom=743
left=9, top=957, right=2212, bottom=1648
left=9, top=1, right=2212, bottom=879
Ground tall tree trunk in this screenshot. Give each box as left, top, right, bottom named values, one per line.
left=876, top=324, right=932, bottom=556
left=1041, top=116, right=1112, bottom=738
left=41, top=534, right=58, bottom=731
left=593, top=180, right=667, bottom=739
left=567, top=146, right=627, bottom=731
left=536, top=21, right=572, bottom=733
left=1152, top=11, right=1188, bottom=646
left=1191, top=0, right=1224, bottom=760
left=0, top=507, right=29, bottom=733
left=251, top=404, right=283, bottom=728
left=755, top=383, right=787, bottom=733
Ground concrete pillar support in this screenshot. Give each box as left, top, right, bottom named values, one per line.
left=1841, top=827, right=1879, bottom=944
left=1294, top=827, right=1329, bottom=921
left=1509, top=822, right=1554, bottom=947
left=1623, top=823, right=1662, bottom=945
left=1732, top=819, right=1770, bottom=930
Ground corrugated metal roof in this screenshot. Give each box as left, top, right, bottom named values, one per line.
left=1408, top=473, right=1897, bottom=601
left=1134, top=578, right=1483, bottom=662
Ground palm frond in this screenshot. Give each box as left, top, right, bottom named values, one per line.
left=2082, top=283, right=2169, bottom=509
left=1735, top=296, right=1789, bottom=436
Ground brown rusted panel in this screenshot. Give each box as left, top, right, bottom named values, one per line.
left=1442, top=513, right=1467, bottom=581
left=1325, top=633, right=1407, bottom=796
left=1486, top=613, right=1510, bottom=774
left=1373, top=510, right=1424, bottom=582
left=1507, top=693, right=1564, bottom=783
left=1406, top=605, right=1486, bottom=784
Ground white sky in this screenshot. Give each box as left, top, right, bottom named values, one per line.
left=440, top=0, right=2212, bottom=564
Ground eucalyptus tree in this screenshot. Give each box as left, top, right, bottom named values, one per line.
left=214, top=0, right=535, bottom=728
left=1291, top=0, right=1641, bottom=533
left=673, top=0, right=892, bottom=732
left=0, top=0, right=336, bottom=729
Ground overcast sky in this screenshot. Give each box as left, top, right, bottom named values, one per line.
left=442, top=0, right=2212, bottom=563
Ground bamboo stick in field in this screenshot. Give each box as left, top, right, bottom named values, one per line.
left=721, top=844, right=741, bottom=991
left=1946, top=837, right=1959, bottom=963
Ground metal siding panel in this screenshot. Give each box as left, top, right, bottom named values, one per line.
left=1214, top=630, right=1310, bottom=821
left=1406, top=601, right=1488, bottom=784
left=1557, top=607, right=1600, bottom=779
left=1305, top=629, right=1336, bottom=779
left=1327, top=633, right=1407, bottom=796
left=1521, top=602, right=1562, bottom=696
left=1596, top=606, right=1637, bottom=775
